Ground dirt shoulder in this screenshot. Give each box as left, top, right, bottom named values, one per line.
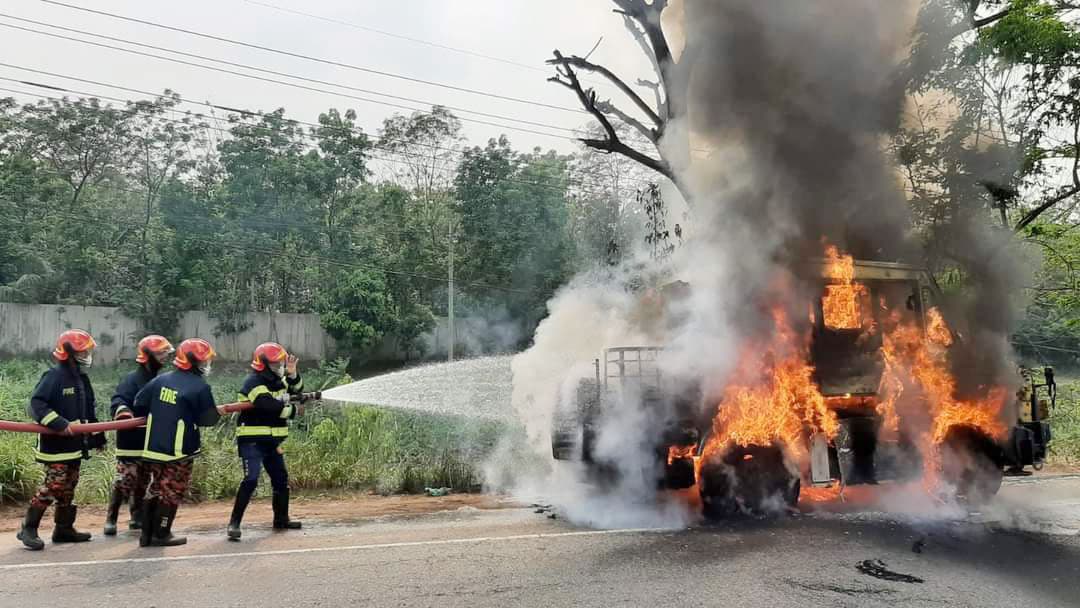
left=0, top=492, right=512, bottom=534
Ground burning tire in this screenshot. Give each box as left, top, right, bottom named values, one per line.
left=939, top=426, right=1004, bottom=505
left=698, top=444, right=800, bottom=518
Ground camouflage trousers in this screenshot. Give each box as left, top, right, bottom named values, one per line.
left=145, top=461, right=193, bottom=508
left=30, top=462, right=80, bottom=510
left=112, top=460, right=150, bottom=502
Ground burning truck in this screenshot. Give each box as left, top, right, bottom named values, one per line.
left=551, top=246, right=1054, bottom=517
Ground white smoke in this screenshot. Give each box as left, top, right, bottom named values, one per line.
left=481, top=258, right=700, bottom=528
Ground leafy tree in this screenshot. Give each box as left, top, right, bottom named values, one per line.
left=318, top=268, right=397, bottom=351
left=455, top=137, right=576, bottom=342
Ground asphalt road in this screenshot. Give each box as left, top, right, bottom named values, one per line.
left=1, top=476, right=1078, bottom=608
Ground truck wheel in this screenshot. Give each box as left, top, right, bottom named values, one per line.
left=699, top=444, right=799, bottom=519
left=940, top=426, right=1004, bottom=506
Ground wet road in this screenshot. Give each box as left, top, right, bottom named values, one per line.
left=1, top=476, right=1078, bottom=608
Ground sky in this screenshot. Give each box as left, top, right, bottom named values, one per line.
left=0, top=0, right=657, bottom=160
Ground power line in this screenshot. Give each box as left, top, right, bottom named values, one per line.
left=236, top=0, right=618, bottom=94
left=38, top=0, right=585, bottom=115
left=0, top=17, right=664, bottom=154
left=239, top=0, right=550, bottom=75
left=0, top=72, right=653, bottom=196
left=0, top=15, right=583, bottom=135
left=0, top=20, right=578, bottom=141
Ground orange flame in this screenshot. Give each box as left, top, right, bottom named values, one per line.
left=667, top=444, right=697, bottom=465
left=877, top=308, right=1008, bottom=488
left=701, top=309, right=838, bottom=464
left=698, top=245, right=1009, bottom=497
left=822, top=245, right=869, bottom=330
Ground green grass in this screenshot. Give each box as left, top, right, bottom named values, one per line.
left=0, top=358, right=503, bottom=504
left=1048, top=380, right=1080, bottom=466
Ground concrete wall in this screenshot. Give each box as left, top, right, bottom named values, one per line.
left=0, top=302, right=334, bottom=365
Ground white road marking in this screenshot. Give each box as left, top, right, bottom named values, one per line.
left=0, top=527, right=666, bottom=571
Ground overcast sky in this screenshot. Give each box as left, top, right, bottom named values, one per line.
left=0, top=0, right=655, bottom=159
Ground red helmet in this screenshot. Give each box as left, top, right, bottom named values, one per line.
left=52, top=329, right=96, bottom=361
left=251, top=342, right=288, bottom=372
left=173, top=338, right=216, bottom=371
left=136, top=335, right=175, bottom=364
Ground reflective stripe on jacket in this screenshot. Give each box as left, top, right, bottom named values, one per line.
left=235, top=370, right=303, bottom=444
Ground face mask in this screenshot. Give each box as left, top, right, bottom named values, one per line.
left=198, top=360, right=213, bottom=376
left=75, top=351, right=93, bottom=368
left=273, top=362, right=287, bottom=378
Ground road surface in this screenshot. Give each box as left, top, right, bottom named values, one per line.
left=1, top=475, right=1078, bottom=607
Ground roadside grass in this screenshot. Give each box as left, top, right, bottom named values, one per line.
left=0, top=358, right=503, bottom=504
left=1048, top=380, right=1080, bottom=466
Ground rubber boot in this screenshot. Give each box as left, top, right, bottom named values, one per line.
left=104, top=488, right=124, bottom=536
left=129, top=494, right=145, bottom=531
left=272, top=490, right=301, bottom=530
left=16, top=504, right=47, bottom=551
left=150, top=503, right=187, bottom=547
left=139, top=498, right=158, bottom=547
left=227, top=485, right=254, bottom=541
left=52, top=505, right=91, bottom=543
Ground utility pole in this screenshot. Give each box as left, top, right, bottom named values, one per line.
left=448, top=219, right=455, bottom=362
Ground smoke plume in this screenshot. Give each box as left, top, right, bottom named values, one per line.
left=495, top=0, right=1025, bottom=525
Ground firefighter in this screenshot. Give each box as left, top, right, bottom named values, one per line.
left=16, top=329, right=107, bottom=551
left=227, top=342, right=304, bottom=541
left=104, top=335, right=175, bottom=536
left=131, top=338, right=222, bottom=547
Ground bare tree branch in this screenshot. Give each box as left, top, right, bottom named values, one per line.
left=637, top=79, right=665, bottom=118
left=595, top=99, right=656, bottom=143
left=622, top=13, right=663, bottom=87
left=612, top=0, right=673, bottom=77
left=1015, top=118, right=1080, bottom=232
left=613, top=0, right=676, bottom=121
left=973, top=8, right=1011, bottom=29
left=547, top=54, right=662, bottom=130
left=548, top=50, right=672, bottom=181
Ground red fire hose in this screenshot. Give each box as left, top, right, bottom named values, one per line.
left=0, top=392, right=321, bottom=435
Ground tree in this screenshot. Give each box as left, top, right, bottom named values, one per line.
left=455, top=137, right=576, bottom=341
left=115, top=92, right=205, bottom=332
left=376, top=106, right=463, bottom=304
left=547, top=0, right=689, bottom=195
left=318, top=268, right=397, bottom=352
left=904, top=1, right=1080, bottom=237
left=641, top=183, right=677, bottom=263
left=306, top=108, right=369, bottom=250
left=0, top=100, right=54, bottom=301
left=566, top=123, right=650, bottom=267
left=13, top=96, right=135, bottom=208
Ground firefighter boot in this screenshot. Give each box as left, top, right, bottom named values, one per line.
left=272, top=490, right=301, bottom=530
left=129, top=493, right=145, bottom=531
left=16, top=504, right=47, bottom=551
left=52, top=505, right=92, bottom=543
left=227, top=485, right=254, bottom=541
left=104, top=488, right=124, bottom=536
left=151, top=504, right=187, bottom=547
left=139, top=498, right=158, bottom=547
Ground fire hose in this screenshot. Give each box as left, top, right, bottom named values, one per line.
left=0, top=391, right=322, bottom=435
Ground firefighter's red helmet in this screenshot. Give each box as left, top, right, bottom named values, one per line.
left=251, top=342, right=288, bottom=372
left=173, top=338, right=216, bottom=371
left=52, top=329, right=96, bottom=361
left=136, top=335, right=175, bottom=364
